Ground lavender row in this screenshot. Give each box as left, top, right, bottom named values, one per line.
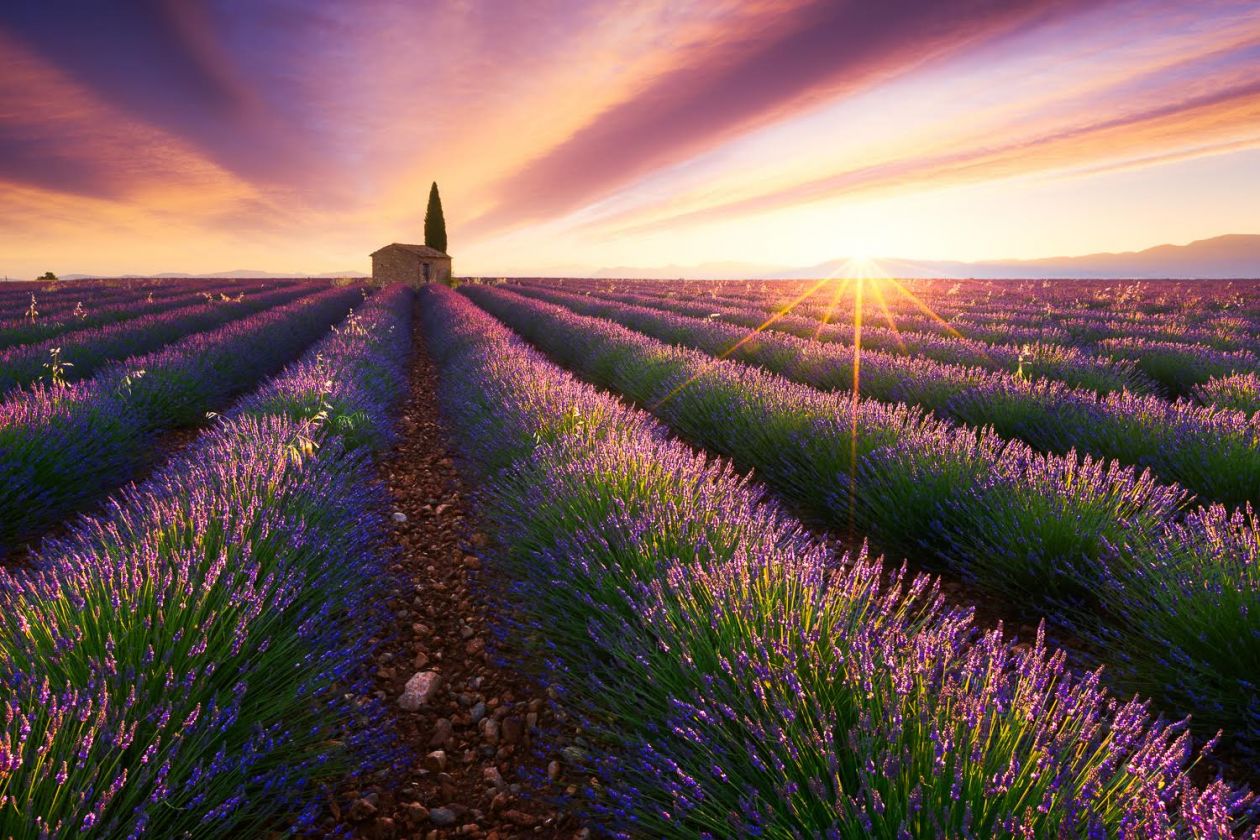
left=0, top=285, right=413, bottom=837
left=464, top=284, right=1260, bottom=765
left=562, top=280, right=1260, bottom=358
left=697, top=278, right=1260, bottom=328
left=0, top=285, right=364, bottom=553
left=527, top=283, right=1153, bottom=394
left=0, top=279, right=300, bottom=351
left=233, top=287, right=412, bottom=453
left=1197, top=372, right=1260, bottom=415
left=0, top=280, right=179, bottom=320
left=0, top=284, right=322, bottom=394
left=545, top=277, right=1260, bottom=322
left=572, top=285, right=1260, bottom=389
left=512, top=284, right=1260, bottom=509
left=552, top=278, right=1257, bottom=329
left=0, top=280, right=222, bottom=325
left=1099, top=337, right=1260, bottom=396
left=963, top=313, right=1257, bottom=354
left=844, top=296, right=1250, bottom=350
left=425, top=285, right=1253, bottom=836
left=611, top=280, right=1260, bottom=362
left=0, top=280, right=210, bottom=339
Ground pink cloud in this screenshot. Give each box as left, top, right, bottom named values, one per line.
left=465, top=0, right=1104, bottom=235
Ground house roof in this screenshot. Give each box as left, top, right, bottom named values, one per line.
left=370, top=242, right=451, bottom=259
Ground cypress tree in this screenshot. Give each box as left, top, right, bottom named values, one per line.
left=424, top=182, right=447, bottom=253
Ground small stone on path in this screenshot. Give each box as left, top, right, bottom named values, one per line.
left=398, top=670, right=442, bottom=711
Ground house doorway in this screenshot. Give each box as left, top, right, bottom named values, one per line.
left=422, top=262, right=432, bottom=282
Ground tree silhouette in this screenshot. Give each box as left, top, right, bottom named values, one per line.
left=424, top=182, right=447, bottom=253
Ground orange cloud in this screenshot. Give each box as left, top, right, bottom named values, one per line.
left=597, top=75, right=1260, bottom=239
left=0, top=33, right=261, bottom=210
left=463, top=0, right=1104, bottom=236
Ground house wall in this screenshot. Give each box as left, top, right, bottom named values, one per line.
left=371, top=250, right=453, bottom=285
left=429, top=259, right=453, bottom=283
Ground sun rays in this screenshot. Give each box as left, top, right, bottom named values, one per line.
left=648, top=257, right=981, bottom=542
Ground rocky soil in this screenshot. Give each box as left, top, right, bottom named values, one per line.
left=324, top=309, right=588, bottom=839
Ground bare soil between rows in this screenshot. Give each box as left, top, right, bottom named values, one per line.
left=321, top=308, right=586, bottom=839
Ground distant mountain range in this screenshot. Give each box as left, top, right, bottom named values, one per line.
left=591, top=234, right=1260, bottom=280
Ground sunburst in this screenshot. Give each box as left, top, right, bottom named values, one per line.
left=649, top=260, right=967, bottom=544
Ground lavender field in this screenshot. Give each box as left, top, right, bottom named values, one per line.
left=3, top=276, right=1260, bottom=837
left=8, top=0, right=1260, bottom=834
left=0, top=279, right=411, bottom=836
left=442, top=278, right=1260, bottom=838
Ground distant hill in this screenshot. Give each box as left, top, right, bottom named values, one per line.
left=594, top=234, right=1260, bottom=280
left=868, top=234, right=1260, bottom=280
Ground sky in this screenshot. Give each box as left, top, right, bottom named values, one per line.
left=1, top=0, right=1258, bottom=278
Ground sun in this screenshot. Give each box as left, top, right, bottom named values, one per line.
left=838, top=254, right=888, bottom=281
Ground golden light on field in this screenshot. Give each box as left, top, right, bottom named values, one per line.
left=848, top=273, right=865, bottom=542
left=755, top=259, right=974, bottom=541
left=649, top=275, right=834, bottom=412
left=649, top=251, right=978, bottom=542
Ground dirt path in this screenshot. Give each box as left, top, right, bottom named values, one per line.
left=329, top=309, right=586, bottom=839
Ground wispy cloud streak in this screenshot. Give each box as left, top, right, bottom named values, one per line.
left=468, top=0, right=1103, bottom=233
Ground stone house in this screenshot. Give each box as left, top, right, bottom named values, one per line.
left=370, top=243, right=453, bottom=285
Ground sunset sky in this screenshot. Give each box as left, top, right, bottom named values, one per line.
left=2, top=0, right=1259, bottom=278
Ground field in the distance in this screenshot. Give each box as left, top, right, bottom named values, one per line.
left=2, top=276, right=1259, bottom=837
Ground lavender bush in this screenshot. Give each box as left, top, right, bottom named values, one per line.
left=1094, top=503, right=1260, bottom=766
left=514, top=284, right=1260, bottom=508
left=423, top=284, right=1254, bottom=837
left=1197, top=372, right=1260, bottom=415
left=462, top=283, right=1260, bottom=767
left=1101, top=337, right=1258, bottom=396
left=0, top=284, right=413, bottom=837
left=0, top=283, right=319, bottom=393
left=0, top=285, right=364, bottom=553
left=0, top=280, right=298, bottom=351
